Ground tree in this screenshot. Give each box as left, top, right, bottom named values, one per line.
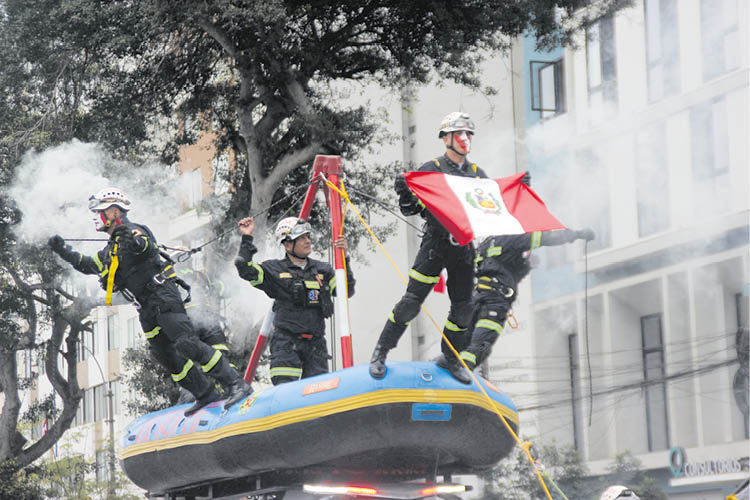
left=2, top=0, right=632, bottom=243
left=1, top=0, right=632, bottom=492
left=482, top=440, right=667, bottom=500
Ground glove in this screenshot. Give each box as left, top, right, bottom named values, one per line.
left=521, top=171, right=531, bottom=187
left=394, top=174, right=409, bottom=196
left=48, top=235, right=66, bottom=254
left=112, top=225, right=136, bottom=250
left=577, top=228, right=595, bottom=241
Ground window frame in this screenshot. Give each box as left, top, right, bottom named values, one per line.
left=530, top=58, right=566, bottom=118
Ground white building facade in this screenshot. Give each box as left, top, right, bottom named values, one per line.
left=508, top=0, right=748, bottom=498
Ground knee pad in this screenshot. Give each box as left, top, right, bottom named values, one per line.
left=175, top=335, right=203, bottom=361
left=392, top=291, right=423, bottom=324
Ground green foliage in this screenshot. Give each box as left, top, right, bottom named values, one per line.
left=122, top=333, right=261, bottom=415
left=482, top=440, right=666, bottom=500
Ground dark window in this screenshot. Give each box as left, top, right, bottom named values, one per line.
left=587, top=15, right=618, bottom=120
left=530, top=59, right=566, bottom=118
left=568, top=334, right=583, bottom=450
left=645, top=0, right=680, bottom=101
left=635, top=122, right=670, bottom=237
left=690, top=98, right=730, bottom=216
left=701, top=0, right=739, bottom=81
left=641, top=314, right=669, bottom=451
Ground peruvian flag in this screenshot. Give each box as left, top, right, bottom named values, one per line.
left=404, top=171, right=565, bottom=246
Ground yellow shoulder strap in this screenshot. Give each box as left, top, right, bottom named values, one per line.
left=433, top=158, right=440, bottom=167
left=105, top=244, right=119, bottom=306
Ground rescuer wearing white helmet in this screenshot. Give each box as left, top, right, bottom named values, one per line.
left=369, top=111, right=531, bottom=383
left=49, top=187, right=253, bottom=416
left=235, top=216, right=355, bottom=385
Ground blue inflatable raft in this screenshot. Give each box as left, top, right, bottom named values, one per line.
left=119, top=361, right=519, bottom=493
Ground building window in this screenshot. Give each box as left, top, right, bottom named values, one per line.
left=568, top=334, right=583, bottom=451
left=78, top=325, right=95, bottom=362
left=84, top=388, right=94, bottom=424
left=530, top=58, right=566, bottom=118
left=690, top=97, right=730, bottom=217
left=635, top=122, right=670, bottom=237
left=641, top=314, right=669, bottom=451
left=112, top=380, right=122, bottom=416
left=74, top=397, right=85, bottom=427
left=95, top=449, right=109, bottom=483
left=185, top=167, right=203, bottom=208
left=701, top=0, right=739, bottom=82
left=93, top=384, right=108, bottom=422
left=645, top=0, right=680, bottom=101
left=586, top=15, right=618, bottom=122
left=127, top=317, right=139, bottom=349
left=107, top=314, right=119, bottom=351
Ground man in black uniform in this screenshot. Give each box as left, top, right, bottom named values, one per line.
left=446, top=227, right=595, bottom=383
left=370, top=111, right=502, bottom=381
left=48, top=187, right=252, bottom=416
left=235, top=216, right=355, bottom=385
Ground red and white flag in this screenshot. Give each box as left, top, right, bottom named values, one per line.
left=404, top=171, right=565, bottom=246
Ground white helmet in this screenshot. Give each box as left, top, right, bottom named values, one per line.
left=600, top=486, right=640, bottom=500
left=88, top=187, right=131, bottom=213
left=438, top=111, right=475, bottom=138
left=275, top=217, right=312, bottom=245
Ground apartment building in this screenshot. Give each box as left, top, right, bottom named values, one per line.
left=505, top=1, right=748, bottom=498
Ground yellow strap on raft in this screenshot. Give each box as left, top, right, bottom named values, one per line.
left=105, top=243, right=119, bottom=306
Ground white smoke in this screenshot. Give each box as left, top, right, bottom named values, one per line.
left=9, top=140, right=179, bottom=245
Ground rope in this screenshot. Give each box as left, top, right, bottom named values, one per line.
left=62, top=238, right=109, bottom=242
left=345, top=185, right=425, bottom=235
left=161, top=184, right=310, bottom=262
left=323, top=179, right=557, bottom=500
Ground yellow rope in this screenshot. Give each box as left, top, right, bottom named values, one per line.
left=323, top=179, right=555, bottom=500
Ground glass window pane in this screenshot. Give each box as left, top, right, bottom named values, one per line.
left=587, top=24, right=602, bottom=88
left=540, top=64, right=557, bottom=111
left=642, top=315, right=663, bottom=350
left=645, top=0, right=662, bottom=61
left=646, top=384, right=669, bottom=449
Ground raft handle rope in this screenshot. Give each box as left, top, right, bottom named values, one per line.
left=323, top=179, right=561, bottom=500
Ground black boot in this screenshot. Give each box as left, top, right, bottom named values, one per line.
left=436, top=354, right=472, bottom=385
left=369, top=344, right=390, bottom=379
left=224, top=378, right=253, bottom=410
left=184, top=387, right=221, bottom=417
left=176, top=386, right=195, bottom=405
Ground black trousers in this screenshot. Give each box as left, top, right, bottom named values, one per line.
left=138, top=283, right=236, bottom=398
left=269, top=330, right=329, bottom=385
left=377, top=230, right=475, bottom=356
left=459, top=291, right=514, bottom=368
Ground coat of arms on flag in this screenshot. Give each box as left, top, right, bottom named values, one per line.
left=404, top=171, right=565, bottom=245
